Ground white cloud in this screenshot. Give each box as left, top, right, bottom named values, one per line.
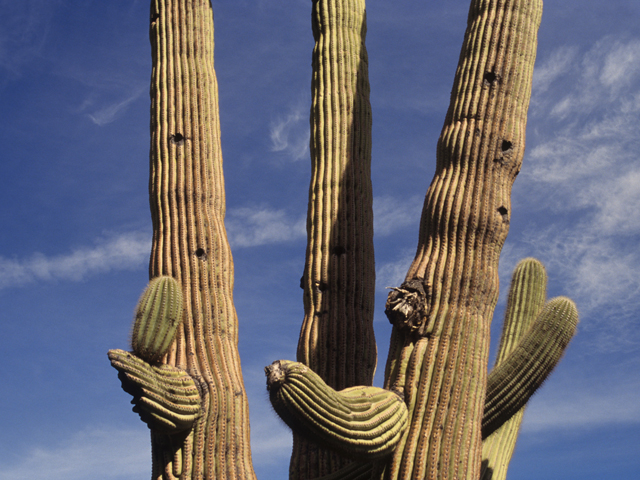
left=269, top=104, right=309, bottom=161
left=0, top=0, right=56, bottom=78
left=87, top=86, right=146, bottom=126
left=226, top=206, right=306, bottom=248
left=373, top=194, right=423, bottom=236
left=0, top=231, right=150, bottom=289
left=376, top=250, right=415, bottom=292
left=510, top=35, right=640, bottom=336
left=0, top=425, right=150, bottom=480
left=522, top=376, right=640, bottom=433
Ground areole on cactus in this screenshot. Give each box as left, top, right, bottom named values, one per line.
left=107, top=0, right=578, bottom=479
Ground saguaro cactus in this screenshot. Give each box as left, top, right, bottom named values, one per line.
left=109, top=1, right=256, bottom=478
left=109, top=0, right=578, bottom=479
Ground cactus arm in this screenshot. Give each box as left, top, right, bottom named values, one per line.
left=381, top=1, right=543, bottom=479
left=108, top=349, right=201, bottom=433
left=266, top=360, right=408, bottom=461
left=482, top=296, right=579, bottom=439
left=480, top=257, right=547, bottom=480
left=130, top=276, right=184, bottom=363
left=292, top=0, right=376, bottom=476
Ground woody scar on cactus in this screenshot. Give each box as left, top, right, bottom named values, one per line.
left=107, top=0, right=578, bottom=479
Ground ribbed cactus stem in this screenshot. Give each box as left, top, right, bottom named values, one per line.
left=266, top=360, right=408, bottom=460
left=482, top=296, right=579, bottom=438
left=380, top=1, right=543, bottom=479
left=146, top=1, right=255, bottom=478
left=480, top=258, right=547, bottom=480
left=294, top=0, right=375, bottom=476
left=109, top=349, right=201, bottom=434
left=130, top=276, right=184, bottom=363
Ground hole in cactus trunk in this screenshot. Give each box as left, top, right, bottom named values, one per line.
left=170, top=133, right=186, bottom=145
left=150, top=13, right=159, bottom=23
left=194, top=248, right=206, bottom=259
left=501, top=140, right=513, bottom=152
left=332, top=246, right=347, bottom=256
left=484, top=71, right=498, bottom=84
left=497, top=206, right=509, bottom=222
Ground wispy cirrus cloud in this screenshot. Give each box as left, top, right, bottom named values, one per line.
left=269, top=103, right=309, bottom=161
left=86, top=86, right=147, bottom=126
left=226, top=206, right=306, bottom=248
left=507, top=35, right=640, bottom=346
left=0, top=231, right=150, bottom=289
left=0, top=0, right=58, bottom=79
left=373, top=194, right=423, bottom=237
left=0, top=425, right=149, bottom=480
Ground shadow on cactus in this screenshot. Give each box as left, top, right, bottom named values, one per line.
left=106, top=0, right=579, bottom=478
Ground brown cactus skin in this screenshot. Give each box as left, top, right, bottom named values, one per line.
left=293, top=0, right=376, bottom=477
left=145, top=1, right=255, bottom=478
left=378, top=1, right=544, bottom=479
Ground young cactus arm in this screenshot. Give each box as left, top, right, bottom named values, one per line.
left=481, top=258, right=547, bottom=480
left=130, top=276, right=184, bottom=364
left=108, top=349, right=201, bottom=434
left=266, top=360, right=408, bottom=461
left=482, top=296, right=579, bottom=439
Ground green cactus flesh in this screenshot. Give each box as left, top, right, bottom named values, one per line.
left=130, top=276, right=183, bottom=363
left=482, top=296, right=579, bottom=439
left=109, top=349, right=201, bottom=433
left=379, top=1, right=543, bottom=478
left=480, top=258, right=546, bottom=480
left=266, top=360, right=408, bottom=461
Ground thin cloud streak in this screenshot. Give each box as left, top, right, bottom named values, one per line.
left=0, top=231, right=150, bottom=289
left=87, top=86, right=146, bottom=126
left=226, top=206, right=306, bottom=248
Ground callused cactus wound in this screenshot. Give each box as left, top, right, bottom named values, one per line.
left=130, top=276, right=184, bottom=363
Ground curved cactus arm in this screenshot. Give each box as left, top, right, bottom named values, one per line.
left=480, top=258, right=547, bottom=480
left=266, top=360, right=408, bottom=461
left=482, top=296, right=579, bottom=439
left=108, top=349, right=201, bottom=434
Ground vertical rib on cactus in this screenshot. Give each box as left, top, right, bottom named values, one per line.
left=293, top=0, right=375, bottom=477
left=147, top=1, right=255, bottom=478
left=380, top=1, right=543, bottom=479
left=480, top=258, right=547, bottom=480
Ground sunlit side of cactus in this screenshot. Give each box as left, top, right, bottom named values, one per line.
left=109, top=1, right=256, bottom=479
left=379, top=1, right=544, bottom=479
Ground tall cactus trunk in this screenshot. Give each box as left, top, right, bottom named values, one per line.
left=381, top=1, right=543, bottom=479
left=147, top=1, right=255, bottom=478
left=292, top=0, right=376, bottom=477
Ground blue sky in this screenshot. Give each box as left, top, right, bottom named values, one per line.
left=1, top=1, right=639, bottom=479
